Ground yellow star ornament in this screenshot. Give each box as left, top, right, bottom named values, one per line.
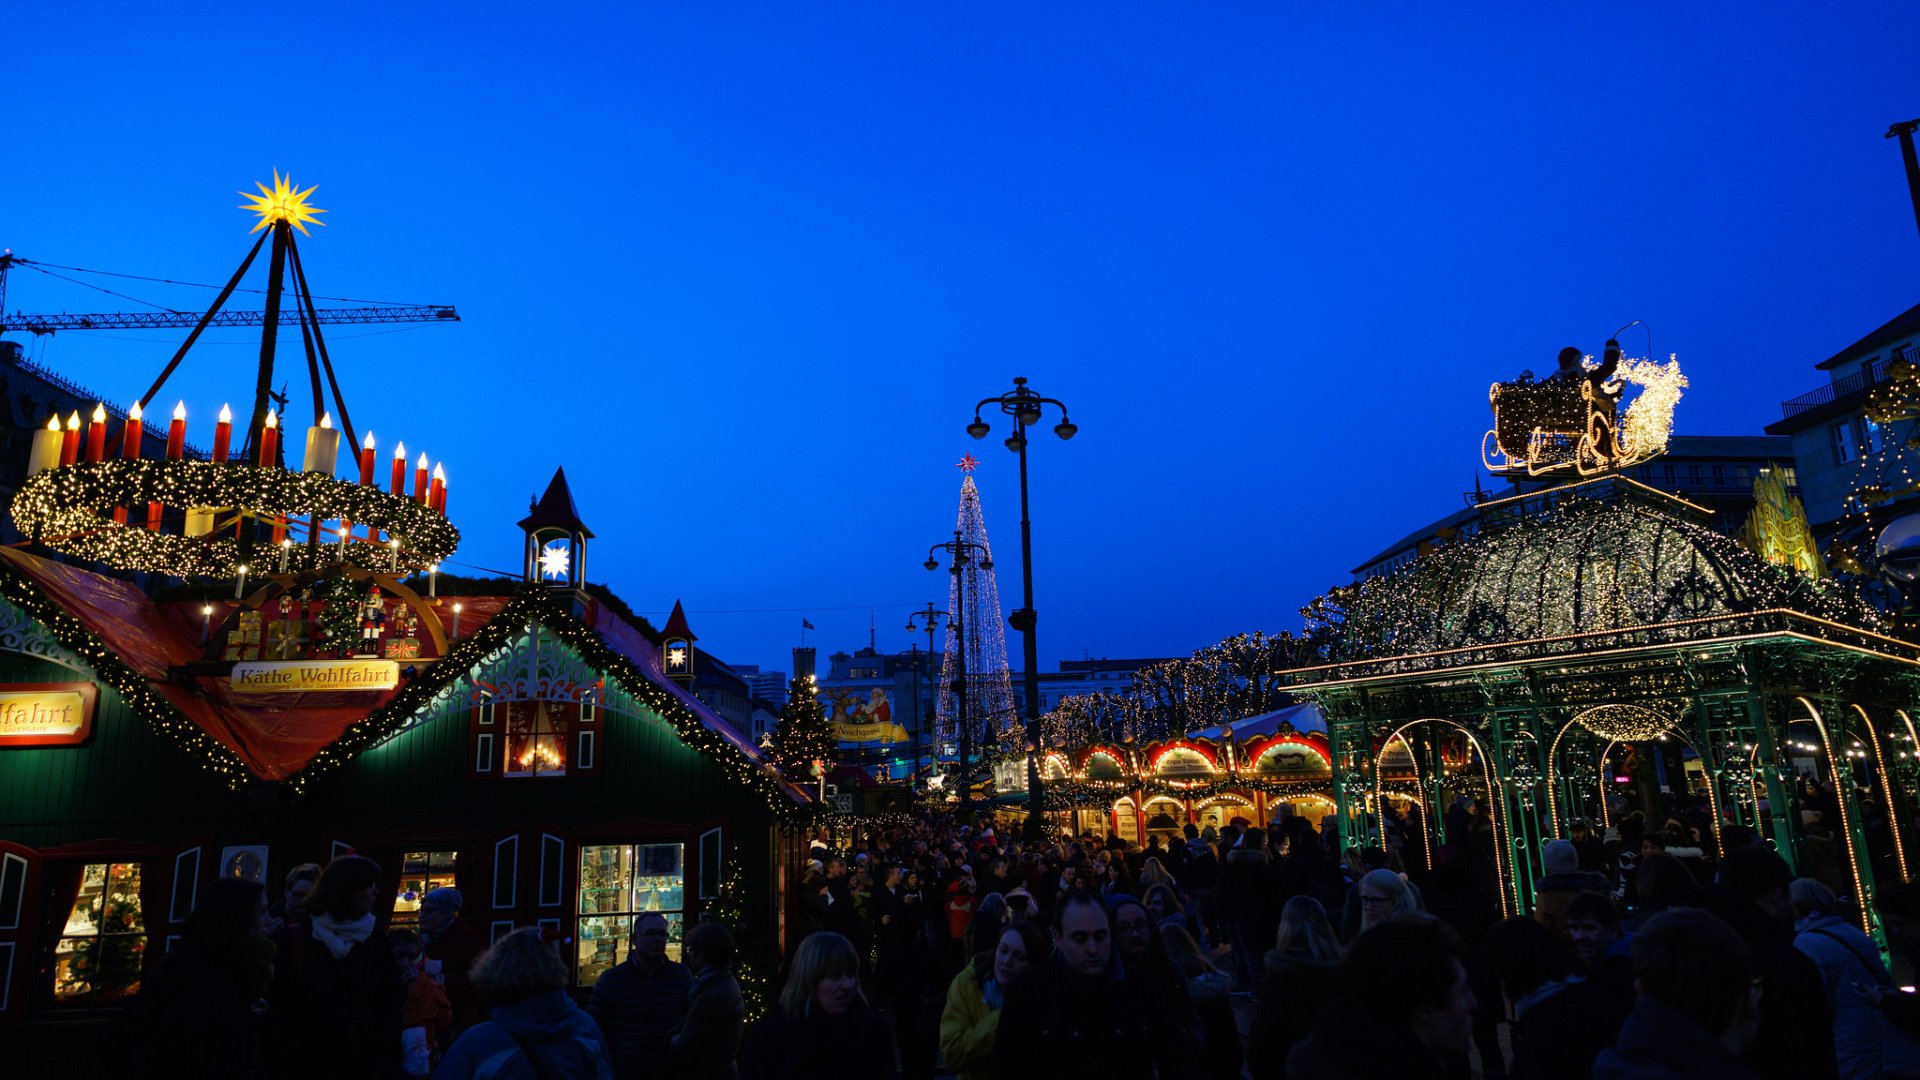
left=239, top=170, right=327, bottom=235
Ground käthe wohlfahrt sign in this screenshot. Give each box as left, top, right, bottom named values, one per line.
left=231, top=660, right=400, bottom=693
left=0, top=683, right=98, bottom=747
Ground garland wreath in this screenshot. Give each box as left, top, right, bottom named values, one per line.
left=11, top=459, right=458, bottom=578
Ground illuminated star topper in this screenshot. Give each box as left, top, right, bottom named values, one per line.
left=538, top=539, right=571, bottom=581
left=239, top=170, right=327, bottom=235
left=956, top=454, right=979, bottom=472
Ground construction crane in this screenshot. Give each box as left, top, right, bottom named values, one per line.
left=0, top=253, right=459, bottom=335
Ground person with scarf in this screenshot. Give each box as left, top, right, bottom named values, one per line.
left=939, top=921, right=1048, bottom=1080
left=738, top=931, right=895, bottom=1079
left=126, top=876, right=276, bottom=1078
left=269, top=854, right=406, bottom=1079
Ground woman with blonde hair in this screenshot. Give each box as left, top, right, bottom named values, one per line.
left=1355, top=868, right=1421, bottom=935
left=1248, top=896, right=1344, bottom=1079
left=740, top=932, right=894, bottom=1079
left=436, top=927, right=614, bottom=1078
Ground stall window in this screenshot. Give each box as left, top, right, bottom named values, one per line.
left=576, top=843, right=684, bottom=987
left=52, top=863, right=146, bottom=1004
left=391, top=851, right=459, bottom=927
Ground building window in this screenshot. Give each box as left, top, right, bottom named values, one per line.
left=1782, top=466, right=1799, bottom=487
left=1663, top=464, right=1677, bottom=486
left=1688, top=465, right=1702, bottom=488
left=52, top=863, right=146, bottom=1003
left=1833, top=423, right=1856, bottom=464
left=392, top=851, right=459, bottom=927
left=1711, top=465, right=1725, bottom=486
left=576, top=843, right=684, bottom=987
left=504, top=702, right=569, bottom=777
left=1863, top=418, right=1886, bottom=455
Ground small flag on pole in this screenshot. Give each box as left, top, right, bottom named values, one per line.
left=802, top=618, right=815, bottom=630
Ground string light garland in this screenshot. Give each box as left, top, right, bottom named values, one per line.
left=11, top=459, right=458, bottom=577
left=1572, top=703, right=1679, bottom=743
left=291, top=587, right=809, bottom=819
left=0, top=569, right=251, bottom=785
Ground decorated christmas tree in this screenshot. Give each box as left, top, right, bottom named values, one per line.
left=772, top=674, right=831, bottom=775
left=937, top=471, right=1018, bottom=756
left=705, top=857, right=770, bottom=1020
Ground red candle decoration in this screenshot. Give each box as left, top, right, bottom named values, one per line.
left=212, top=404, right=233, bottom=463
left=60, top=412, right=81, bottom=467
left=121, top=401, right=144, bottom=460
left=257, top=408, right=279, bottom=467
left=273, top=513, right=287, bottom=545
left=166, top=402, right=187, bottom=460
left=85, top=404, right=107, bottom=462
left=358, top=432, right=377, bottom=486
left=390, top=440, right=407, bottom=495
left=429, top=463, right=446, bottom=514
left=413, top=452, right=430, bottom=504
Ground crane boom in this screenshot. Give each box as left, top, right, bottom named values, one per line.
left=2, top=306, right=458, bottom=334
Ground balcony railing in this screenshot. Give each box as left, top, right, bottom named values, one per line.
left=1781, top=350, right=1908, bottom=419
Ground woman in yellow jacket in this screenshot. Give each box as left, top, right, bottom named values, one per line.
left=939, top=921, right=1050, bottom=1080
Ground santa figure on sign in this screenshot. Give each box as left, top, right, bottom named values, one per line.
left=359, top=586, right=387, bottom=657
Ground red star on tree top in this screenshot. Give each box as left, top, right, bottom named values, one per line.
left=956, top=454, right=980, bottom=471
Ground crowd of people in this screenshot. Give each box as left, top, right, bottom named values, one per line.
left=113, top=797, right=1920, bottom=1078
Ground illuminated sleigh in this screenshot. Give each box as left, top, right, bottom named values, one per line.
left=1482, top=356, right=1687, bottom=477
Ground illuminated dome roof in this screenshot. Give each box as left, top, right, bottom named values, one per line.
left=1305, top=493, right=1879, bottom=663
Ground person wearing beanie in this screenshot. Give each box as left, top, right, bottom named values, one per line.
left=1532, top=839, right=1613, bottom=945
left=420, top=886, right=486, bottom=1037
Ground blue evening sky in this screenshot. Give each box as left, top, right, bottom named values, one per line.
left=5, top=4, right=1918, bottom=678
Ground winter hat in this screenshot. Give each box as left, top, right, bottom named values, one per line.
left=421, top=887, right=464, bottom=919
left=1542, top=840, right=1579, bottom=876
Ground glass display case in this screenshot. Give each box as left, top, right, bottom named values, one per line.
left=391, top=850, right=459, bottom=926
left=53, top=862, right=146, bottom=1003
left=576, top=842, right=684, bottom=986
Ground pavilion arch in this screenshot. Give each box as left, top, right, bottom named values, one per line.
left=1543, top=703, right=1721, bottom=850
left=1849, top=704, right=1910, bottom=884
left=1372, top=718, right=1512, bottom=917
left=1791, top=697, right=1874, bottom=932
left=1195, top=794, right=1257, bottom=831
left=1078, top=746, right=1128, bottom=781
left=1040, top=752, right=1073, bottom=782
left=1150, top=742, right=1220, bottom=779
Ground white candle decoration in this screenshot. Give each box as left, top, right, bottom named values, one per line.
left=234, top=565, right=248, bottom=600
left=26, top=415, right=62, bottom=476
left=452, top=602, right=462, bottom=638
left=428, top=563, right=438, bottom=598
left=303, top=412, right=341, bottom=475
left=201, top=604, right=213, bottom=642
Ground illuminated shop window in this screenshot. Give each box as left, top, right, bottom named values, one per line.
left=576, top=843, right=684, bottom=986
left=53, top=863, right=145, bottom=1003
left=391, top=851, right=459, bottom=927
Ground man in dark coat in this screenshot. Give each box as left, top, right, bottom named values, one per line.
left=670, top=920, right=745, bottom=1079
left=1696, top=849, right=1839, bottom=1080
left=1594, top=908, right=1762, bottom=1080
left=1287, top=916, right=1478, bottom=1080
left=991, top=889, right=1190, bottom=1079
left=588, top=912, right=693, bottom=1080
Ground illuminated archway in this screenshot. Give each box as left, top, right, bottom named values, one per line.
left=1849, top=704, right=1910, bottom=884
left=1372, top=718, right=1511, bottom=917
left=1792, top=697, right=1874, bottom=932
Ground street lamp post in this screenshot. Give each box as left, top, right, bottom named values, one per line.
left=905, top=602, right=946, bottom=804
left=927, top=532, right=991, bottom=816
left=967, top=376, right=1076, bottom=833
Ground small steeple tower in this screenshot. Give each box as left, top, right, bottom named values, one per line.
left=660, top=599, right=696, bottom=684
left=520, top=468, right=593, bottom=607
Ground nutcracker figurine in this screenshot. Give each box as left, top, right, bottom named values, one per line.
left=359, top=586, right=387, bottom=656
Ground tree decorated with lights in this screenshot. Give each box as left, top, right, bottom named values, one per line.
left=772, top=675, right=832, bottom=776
left=937, top=469, right=1018, bottom=755
left=704, top=857, right=770, bottom=1020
